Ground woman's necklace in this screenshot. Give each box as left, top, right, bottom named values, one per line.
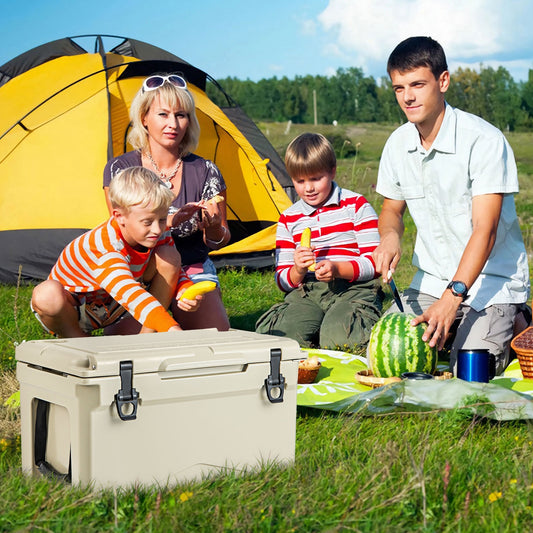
left=145, top=152, right=182, bottom=188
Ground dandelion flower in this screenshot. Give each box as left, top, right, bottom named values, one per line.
left=489, top=491, right=502, bottom=502
left=179, top=491, right=193, bottom=502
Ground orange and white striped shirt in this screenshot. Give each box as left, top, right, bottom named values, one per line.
left=49, top=218, right=191, bottom=332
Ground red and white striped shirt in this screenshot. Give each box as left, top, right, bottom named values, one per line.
left=275, top=183, right=380, bottom=292
left=49, top=218, right=191, bottom=332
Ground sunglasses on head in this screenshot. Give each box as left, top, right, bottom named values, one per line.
left=142, top=75, right=187, bottom=93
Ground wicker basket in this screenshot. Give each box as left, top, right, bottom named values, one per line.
left=355, top=369, right=452, bottom=388
left=355, top=370, right=402, bottom=388
left=434, top=370, right=454, bottom=380
left=511, top=326, right=533, bottom=379
left=298, top=362, right=321, bottom=384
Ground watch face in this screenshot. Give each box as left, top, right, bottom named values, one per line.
left=453, top=281, right=466, bottom=294
left=451, top=281, right=467, bottom=296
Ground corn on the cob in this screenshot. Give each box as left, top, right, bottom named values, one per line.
left=208, top=194, right=224, bottom=204
left=180, top=281, right=217, bottom=300
left=299, top=227, right=316, bottom=271
left=300, top=227, right=311, bottom=247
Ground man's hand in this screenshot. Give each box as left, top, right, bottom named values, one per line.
left=372, top=232, right=402, bottom=283
left=411, top=291, right=461, bottom=350
left=373, top=198, right=406, bottom=282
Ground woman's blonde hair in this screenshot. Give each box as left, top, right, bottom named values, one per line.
left=284, top=133, right=336, bottom=179
left=109, top=167, right=174, bottom=213
left=128, top=76, right=200, bottom=156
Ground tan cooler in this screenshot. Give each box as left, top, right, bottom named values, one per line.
left=16, top=329, right=304, bottom=488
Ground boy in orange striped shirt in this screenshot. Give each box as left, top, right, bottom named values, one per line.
left=31, top=167, right=202, bottom=337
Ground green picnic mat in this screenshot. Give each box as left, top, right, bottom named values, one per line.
left=296, top=349, right=533, bottom=421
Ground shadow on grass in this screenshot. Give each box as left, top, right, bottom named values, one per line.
left=229, top=312, right=266, bottom=332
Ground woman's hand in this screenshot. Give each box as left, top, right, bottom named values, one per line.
left=200, top=200, right=223, bottom=231
left=168, top=202, right=205, bottom=228
left=201, top=197, right=230, bottom=247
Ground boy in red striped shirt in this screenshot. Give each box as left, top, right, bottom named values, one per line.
left=31, top=167, right=202, bottom=337
left=256, top=133, right=384, bottom=349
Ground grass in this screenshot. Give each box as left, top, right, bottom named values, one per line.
left=1, top=122, right=533, bottom=531
left=1, top=407, right=532, bottom=531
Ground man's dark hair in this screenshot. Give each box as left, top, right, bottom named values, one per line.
left=387, top=36, right=448, bottom=79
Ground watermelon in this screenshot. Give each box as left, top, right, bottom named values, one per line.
left=367, top=312, right=437, bottom=378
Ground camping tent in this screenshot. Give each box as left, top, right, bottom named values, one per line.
left=0, top=34, right=294, bottom=283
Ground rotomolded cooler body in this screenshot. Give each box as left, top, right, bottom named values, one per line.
left=16, top=329, right=303, bottom=488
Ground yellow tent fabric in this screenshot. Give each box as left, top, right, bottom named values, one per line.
left=0, top=36, right=292, bottom=282
left=210, top=224, right=278, bottom=255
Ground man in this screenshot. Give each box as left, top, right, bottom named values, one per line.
left=373, top=36, right=529, bottom=375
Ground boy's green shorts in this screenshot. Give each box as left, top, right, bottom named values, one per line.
left=256, top=278, right=384, bottom=349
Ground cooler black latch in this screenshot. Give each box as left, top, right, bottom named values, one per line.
left=115, top=360, right=139, bottom=421
left=264, top=348, right=285, bottom=403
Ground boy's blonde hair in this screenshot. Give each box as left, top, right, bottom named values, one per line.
left=109, top=167, right=174, bottom=213
left=128, top=76, right=200, bottom=156
left=284, top=133, right=336, bottom=179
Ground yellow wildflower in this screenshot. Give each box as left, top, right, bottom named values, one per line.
left=179, top=491, right=193, bottom=502
left=488, top=491, right=502, bottom=502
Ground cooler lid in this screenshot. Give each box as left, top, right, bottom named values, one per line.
left=15, top=329, right=304, bottom=378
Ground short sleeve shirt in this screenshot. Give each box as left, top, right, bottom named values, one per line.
left=376, top=104, right=529, bottom=310
left=103, top=151, right=226, bottom=265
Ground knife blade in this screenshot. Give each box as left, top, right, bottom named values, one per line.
left=387, top=271, right=404, bottom=312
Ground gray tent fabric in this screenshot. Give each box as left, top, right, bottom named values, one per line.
left=0, top=38, right=86, bottom=87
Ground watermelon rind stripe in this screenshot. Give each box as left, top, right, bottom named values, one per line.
left=368, top=312, right=437, bottom=378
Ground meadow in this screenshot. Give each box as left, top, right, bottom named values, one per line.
left=0, top=122, right=532, bottom=532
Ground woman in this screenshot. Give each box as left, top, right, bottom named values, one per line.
left=103, top=74, right=230, bottom=330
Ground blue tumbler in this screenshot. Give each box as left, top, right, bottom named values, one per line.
left=457, top=349, right=496, bottom=382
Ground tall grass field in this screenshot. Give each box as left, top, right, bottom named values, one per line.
left=1, top=123, right=532, bottom=532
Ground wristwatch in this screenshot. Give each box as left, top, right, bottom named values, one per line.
left=447, top=280, right=468, bottom=300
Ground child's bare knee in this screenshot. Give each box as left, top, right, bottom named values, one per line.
left=32, top=280, right=67, bottom=314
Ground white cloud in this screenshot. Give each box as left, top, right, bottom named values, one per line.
left=268, top=64, right=284, bottom=74
left=316, top=0, right=533, bottom=80
left=300, top=18, right=317, bottom=36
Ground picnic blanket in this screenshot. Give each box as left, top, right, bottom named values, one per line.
left=296, top=349, right=533, bottom=421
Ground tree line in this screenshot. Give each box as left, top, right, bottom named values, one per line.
left=207, top=65, right=533, bottom=131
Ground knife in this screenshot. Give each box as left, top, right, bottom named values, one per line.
left=387, top=270, right=404, bottom=312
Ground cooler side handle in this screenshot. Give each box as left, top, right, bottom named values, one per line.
left=114, top=360, right=139, bottom=421
left=264, top=348, right=285, bottom=403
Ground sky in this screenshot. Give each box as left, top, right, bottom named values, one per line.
left=1, top=0, right=533, bottom=84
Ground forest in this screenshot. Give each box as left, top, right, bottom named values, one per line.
left=207, top=65, right=533, bottom=131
